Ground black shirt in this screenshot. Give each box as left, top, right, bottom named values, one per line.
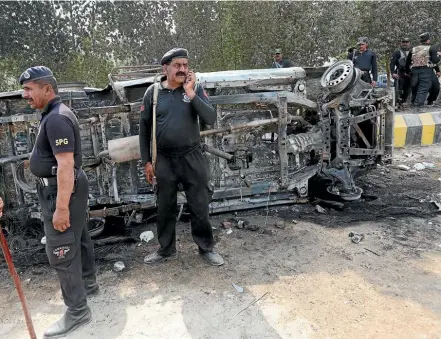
left=271, top=59, right=293, bottom=68
left=29, top=96, right=82, bottom=178
left=348, top=49, right=378, bottom=81
left=139, top=81, right=216, bottom=164
left=390, top=49, right=410, bottom=75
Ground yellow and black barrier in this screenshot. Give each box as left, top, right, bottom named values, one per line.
left=394, top=112, right=441, bottom=148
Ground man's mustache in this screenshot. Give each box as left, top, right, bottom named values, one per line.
left=176, top=72, right=187, bottom=77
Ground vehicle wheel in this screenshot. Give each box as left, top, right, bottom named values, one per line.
left=88, top=217, right=106, bottom=238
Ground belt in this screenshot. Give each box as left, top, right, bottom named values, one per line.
left=38, top=177, right=58, bottom=187
left=38, top=168, right=80, bottom=187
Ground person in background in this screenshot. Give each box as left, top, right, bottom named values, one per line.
left=348, top=37, right=378, bottom=87
left=271, top=49, right=293, bottom=68
left=390, top=38, right=412, bottom=110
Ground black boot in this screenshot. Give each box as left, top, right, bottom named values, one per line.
left=43, top=304, right=92, bottom=338
left=84, top=274, right=100, bottom=296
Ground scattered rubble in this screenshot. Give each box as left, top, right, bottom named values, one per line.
left=232, top=283, right=244, bottom=293
left=275, top=220, right=285, bottom=229
left=113, top=261, right=126, bottom=272
left=260, top=229, right=276, bottom=236
left=349, top=232, right=365, bottom=244
left=223, top=218, right=259, bottom=231
left=422, top=162, right=435, bottom=169
left=392, top=164, right=411, bottom=171
left=413, top=163, right=426, bottom=171
left=315, top=205, right=326, bottom=214
left=221, top=221, right=233, bottom=229
left=140, top=231, right=154, bottom=243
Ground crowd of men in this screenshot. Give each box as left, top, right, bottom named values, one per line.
left=271, top=32, right=441, bottom=113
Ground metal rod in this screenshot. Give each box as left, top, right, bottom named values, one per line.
left=0, top=227, right=37, bottom=339
left=202, top=144, right=234, bottom=161
left=200, top=118, right=279, bottom=137
left=0, top=153, right=30, bottom=165
left=112, top=165, right=120, bottom=202
left=353, top=124, right=372, bottom=148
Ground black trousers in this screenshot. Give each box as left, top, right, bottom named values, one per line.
left=360, top=71, right=372, bottom=84
left=411, top=67, right=433, bottom=107
left=395, top=72, right=411, bottom=104
left=37, top=169, right=96, bottom=309
left=155, top=147, right=214, bottom=256
left=427, top=71, right=440, bottom=104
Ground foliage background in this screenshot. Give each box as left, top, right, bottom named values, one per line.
left=1, top=0, right=440, bottom=91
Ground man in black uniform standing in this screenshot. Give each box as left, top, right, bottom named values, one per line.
left=271, top=48, right=294, bottom=68
left=139, top=48, right=224, bottom=266
left=390, top=38, right=412, bottom=110
left=19, top=66, right=97, bottom=338
left=405, top=32, right=441, bottom=112
left=348, top=37, right=378, bottom=87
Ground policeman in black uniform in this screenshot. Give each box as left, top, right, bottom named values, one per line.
left=348, top=37, right=378, bottom=87
left=427, top=52, right=441, bottom=106
left=139, top=48, right=224, bottom=266
left=390, top=38, right=412, bottom=110
left=19, top=66, right=97, bottom=338
left=271, top=48, right=294, bottom=68
left=405, top=32, right=441, bottom=112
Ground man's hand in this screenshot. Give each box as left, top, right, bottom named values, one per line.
left=183, top=71, right=196, bottom=100
left=392, top=74, right=399, bottom=80
left=0, top=197, right=3, bottom=217
left=144, top=162, right=154, bottom=184
left=437, top=72, right=441, bottom=78
left=53, top=207, right=70, bottom=232
left=371, top=81, right=377, bottom=87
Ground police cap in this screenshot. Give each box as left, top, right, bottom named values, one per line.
left=357, top=37, right=369, bottom=45
left=19, top=66, right=55, bottom=85
left=419, top=32, right=430, bottom=42
left=401, top=37, right=410, bottom=42
left=160, top=48, right=188, bottom=65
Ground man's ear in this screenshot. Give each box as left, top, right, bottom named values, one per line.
left=162, top=64, right=167, bottom=74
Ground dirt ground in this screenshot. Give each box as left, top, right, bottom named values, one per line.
left=1, top=146, right=441, bottom=339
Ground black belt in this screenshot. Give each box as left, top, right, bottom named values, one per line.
left=38, top=168, right=80, bottom=187
left=37, top=176, right=58, bottom=187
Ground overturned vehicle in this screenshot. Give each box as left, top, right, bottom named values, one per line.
left=0, top=60, right=394, bottom=244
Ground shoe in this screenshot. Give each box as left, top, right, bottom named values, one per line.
left=43, top=305, right=92, bottom=338
left=84, top=274, right=99, bottom=296
left=200, top=251, right=224, bottom=266
left=427, top=101, right=434, bottom=106
left=144, top=251, right=177, bottom=264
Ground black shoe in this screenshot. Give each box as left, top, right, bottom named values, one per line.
left=427, top=101, right=434, bottom=106
left=200, top=251, right=224, bottom=266
left=84, top=274, right=99, bottom=296
left=144, top=251, right=178, bottom=264
left=43, top=305, right=92, bottom=338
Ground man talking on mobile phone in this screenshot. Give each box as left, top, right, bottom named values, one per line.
left=139, top=48, right=224, bottom=266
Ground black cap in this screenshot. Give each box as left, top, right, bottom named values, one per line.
left=401, top=37, right=410, bottom=42
left=160, top=48, right=188, bottom=65
left=419, top=32, right=430, bottom=42
left=19, top=66, right=55, bottom=85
